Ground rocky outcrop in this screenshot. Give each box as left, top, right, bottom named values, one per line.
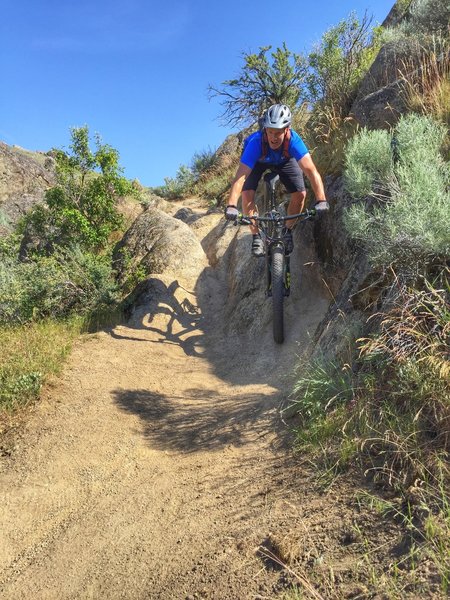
left=349, top=37, right=422, bottom=129
left=381, top=0, right=414, bottom=29
left=212, top=125, right=254, bottom=170
left=214, top=133, right=243, bottom=170
left=0, top=143, right=55, bottom=231
left=307, top=175, right=373, bottom=361
left=350, top=0, right=448, bottom=129
left=113, top=206, right=208, bottom=283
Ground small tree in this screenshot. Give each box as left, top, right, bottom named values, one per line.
left=307, top=12, right=382, bottom=116
left=208, top=43, right=308, bottom=127
left=24, top=126, right=132, bottom=252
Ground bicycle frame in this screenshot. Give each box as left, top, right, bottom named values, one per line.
left=236, top=170, right=315, bottom=343
left=239, top=171, right=315, bottom=297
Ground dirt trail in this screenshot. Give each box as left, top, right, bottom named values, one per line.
left=0, top=201, right=368, bottom=599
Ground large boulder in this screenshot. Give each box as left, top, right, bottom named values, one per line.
left=313, top=176, right=358, bottom=296
left=113, top=206, right=208, bottom=283
left=0, top=143, right=55, bottom=231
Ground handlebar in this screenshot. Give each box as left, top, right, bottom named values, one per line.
left=238, top=209, right=316, bottom=226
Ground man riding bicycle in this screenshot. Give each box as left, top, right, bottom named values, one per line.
left=225, top=103, right=329, bottom=256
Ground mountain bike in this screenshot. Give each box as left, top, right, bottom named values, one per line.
left=238, top=171, right=316, bottom=344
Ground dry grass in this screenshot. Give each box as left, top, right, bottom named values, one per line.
left=291, top=269, right=450, bottom=591
left=0, top=318, right=84, bottom=411
left=400, top=37, right=450, bottom=126
left=304, top=108, right=360, bottom=176
left=194, top=157, right=240, bottom=205
left=258, top=541, right=326, bottom=600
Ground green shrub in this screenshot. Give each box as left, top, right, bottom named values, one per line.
left=344, top=114, right=449, bottom=271
left=22, top=126, right=131, bottom=252
left=153, top=164, right=196, bottom=200
left=395, top=111, right=447, bottom=160
left=304, top=12, right=383, bottom=174
left=343, top=128, right=393, bottom=197
left=0, top=247, right=119, bottom=324
left=191, top=147, right=218, bottom=178
left=307, top=12, right=382, bottom=113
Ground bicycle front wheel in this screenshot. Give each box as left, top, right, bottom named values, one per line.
left=271, top=246, right=285, bottom=344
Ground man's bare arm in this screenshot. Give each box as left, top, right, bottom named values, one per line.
left=227, top=162, right=252, bottom=207
left=299, top=153, right=327, bottom=201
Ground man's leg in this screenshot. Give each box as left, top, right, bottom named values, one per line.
left=286, top=190, right=307, bottom=229
left=242, top=189, right=264, bottom=257
left=278, top=159, right=307, bottom=255
left=242, top=163, right=268, bottom=257
left=242, top=189, right=258, bottom=235
left=281, top=191, right=307, bottom=254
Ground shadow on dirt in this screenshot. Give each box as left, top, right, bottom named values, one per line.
left=111, top=386, right=292, bottom=453
left=109, top=220, right=329, bottom=389
left=109, top=278, right=207, bottom=357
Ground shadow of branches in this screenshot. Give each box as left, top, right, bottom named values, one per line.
left=111, top=386, right=289, bottom=453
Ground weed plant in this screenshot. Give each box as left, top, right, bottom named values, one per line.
left=153, top=164, right=196, bottom=200
left=344, top=113, right=449, bottom=274
left=191, top=147, right=218, bottom=178
left=303, top=12, right=382, bottom=175
left=194, top=160, right=239, bottom=204
left=154, top=145, right=233, bottom=203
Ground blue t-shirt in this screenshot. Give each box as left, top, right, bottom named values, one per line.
left=240, top=129, right=309, bottom=169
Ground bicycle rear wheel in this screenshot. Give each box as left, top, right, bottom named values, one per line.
left=271, top=246, right=285, bottom=344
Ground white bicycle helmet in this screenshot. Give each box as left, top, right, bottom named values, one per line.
left=262, top=104, right=292, bottom=129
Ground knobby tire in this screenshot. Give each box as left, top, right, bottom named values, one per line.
left=271, top=247, right=285, bottom=344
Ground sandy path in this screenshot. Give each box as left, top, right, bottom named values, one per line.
left=0, top=205, right=332, bottom=599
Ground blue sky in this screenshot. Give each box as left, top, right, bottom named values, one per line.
left=1, top=0, right=395, bottom=187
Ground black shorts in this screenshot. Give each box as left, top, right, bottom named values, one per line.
left=242, top=158, right=306, bottom=193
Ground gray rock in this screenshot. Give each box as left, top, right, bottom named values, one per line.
left=0, top=142, right=55, bottom=230
left=113, top=206, right=207, bottom=283
left=350, top=81, right=408, bottom=130
left=174, top=207, right=202, bottom=225
left=350, top=39, right=422, bottom=129
left=381, top=1, right=414, bottom=29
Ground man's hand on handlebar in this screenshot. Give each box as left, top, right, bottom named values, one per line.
left=225, top=205, right=239, bottom=221
left=313, top=200, right=330, bottom=219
